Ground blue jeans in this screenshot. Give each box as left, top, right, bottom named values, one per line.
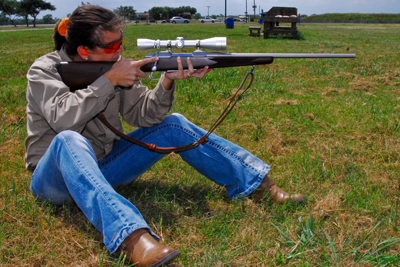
left=30, top=113, right=270, bottom=253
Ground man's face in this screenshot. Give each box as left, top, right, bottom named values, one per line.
left=86, top=29, right=124, bottom=61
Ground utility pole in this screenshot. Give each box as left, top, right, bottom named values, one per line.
left=252, top=0, right=256, bottom=21
left=225, top=0, right=227, bottom=23
left=245, top=0, right=247, bottom=22
left=207, top=6, right=210, bottom=17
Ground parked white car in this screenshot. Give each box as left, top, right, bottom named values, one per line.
left=199, top=17, right=217, bottom=23
left=170, top=16, right=190, bottom=23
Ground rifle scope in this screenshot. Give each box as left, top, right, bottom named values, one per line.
left=137, top=37, right=227, bottom=51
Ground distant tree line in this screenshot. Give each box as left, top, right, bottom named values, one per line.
left=0, top=0, right=55, bottom=27
left=148, top=6, right=197, bottom=20
left=113, top=6, right=136, bottom=21
left=113, top=6, right=197, bottom=22
left=0, top=13, right=55, bottom=25
left=0, top=4, right=198, bottom=26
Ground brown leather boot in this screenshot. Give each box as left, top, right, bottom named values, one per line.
left=249, top=175, right=306, bottom=205
left=116, top=228, right=180, bottom=267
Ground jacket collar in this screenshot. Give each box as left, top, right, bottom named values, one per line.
left=58, top=43, right=73, bottom=61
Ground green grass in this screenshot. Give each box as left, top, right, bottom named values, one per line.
left=302, top=13, right=400, bottom=22
left=1, top=22, right=400, bottom=266
left=0, top=25, right=54, bottom=31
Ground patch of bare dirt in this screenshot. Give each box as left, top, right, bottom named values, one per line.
left=274, top=99, right=300, bottom=106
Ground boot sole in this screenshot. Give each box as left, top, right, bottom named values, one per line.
left=149, top=250, right=181, bottom=267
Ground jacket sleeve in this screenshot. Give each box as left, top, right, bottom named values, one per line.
left=27, top=58, right=116, bottom=133
left=119, top=79, right=175, bottom=127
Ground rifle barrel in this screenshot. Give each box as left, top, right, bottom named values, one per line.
left=140, top=52, right=356, bottom=72
left=228, top=53, right=356, bottom=58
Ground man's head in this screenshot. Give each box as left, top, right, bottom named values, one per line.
left=53, top=5, right=125, bottom=61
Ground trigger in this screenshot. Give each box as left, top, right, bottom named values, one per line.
left=151, top=61, right=158, bottom=72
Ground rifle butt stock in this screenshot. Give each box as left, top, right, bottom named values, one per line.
left=56, top=61, right=113, bottom=91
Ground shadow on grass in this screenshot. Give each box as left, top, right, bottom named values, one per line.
left=264, top=31, right=305, bottom=40
left=36, top=177, right=223, bottom=241
left=39, top=175, right=309, bottom=231
left=115, top=178, right=221, bottom=226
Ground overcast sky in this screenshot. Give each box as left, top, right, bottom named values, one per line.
left=44, top=0, right=400, bottom=19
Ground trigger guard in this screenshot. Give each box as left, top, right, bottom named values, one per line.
left=149, top=71, right=165, bottom=81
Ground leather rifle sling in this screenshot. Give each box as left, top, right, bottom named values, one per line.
left=97, top=67, right=255, bottom=154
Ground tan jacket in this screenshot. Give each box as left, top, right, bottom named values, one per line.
left=25, top=46, right=175, bottom=172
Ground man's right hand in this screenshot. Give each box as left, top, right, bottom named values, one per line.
left=104, top=57, right=159, bottom=87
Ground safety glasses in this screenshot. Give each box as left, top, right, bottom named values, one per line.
left=97, top=29, right=123, bottom=54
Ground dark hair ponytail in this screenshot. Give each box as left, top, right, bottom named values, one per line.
left=52, top=5, right=124, bottom=57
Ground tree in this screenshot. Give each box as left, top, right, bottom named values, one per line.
left=176, top=6, right=196, bottom=17
left=42, top=13, right=53, bottom=24
left=192, top=13, right=202, bottom=20
left=148, top=6, right=197, bottom=19
left=20, top=0, right=55, bottom=27
left=114, top=6, right=136, bottom=21
left=0, top=12, right=10, bottom=25
left=148, top=6, right=168, bottom=20
left=0, top=0, right=21, bottom=27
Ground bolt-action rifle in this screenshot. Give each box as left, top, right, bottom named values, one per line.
left=56, top=37, right=356, bottom=153
left=56, top=37, right=356, bottom=90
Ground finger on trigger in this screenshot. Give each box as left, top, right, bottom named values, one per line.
left=138, top=56, right=159, bottom=67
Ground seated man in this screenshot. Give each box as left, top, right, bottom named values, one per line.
left=25, top=5, right=305, bottom=267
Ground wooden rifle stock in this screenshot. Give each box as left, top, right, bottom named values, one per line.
left=56, top=52, right=355, bottom=90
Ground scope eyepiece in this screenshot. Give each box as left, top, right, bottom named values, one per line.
left=137, top=37, right=227, bottom=51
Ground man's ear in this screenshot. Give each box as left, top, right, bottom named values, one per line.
left=77, top=46, right=88, bottom=59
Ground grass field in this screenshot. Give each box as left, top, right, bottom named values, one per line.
left=0, top=25, right=54, bottom=31
left=1, top=21, right=400, bottom=266
left=302, top=13, right=400, bottom=22
left=302, top=13, right=400, bottom=21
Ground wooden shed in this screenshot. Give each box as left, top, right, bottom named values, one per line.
left=263, top=7, right=298, bottom=38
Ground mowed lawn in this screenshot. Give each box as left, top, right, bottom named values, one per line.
left=1, top=21, right=400, bottom=266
